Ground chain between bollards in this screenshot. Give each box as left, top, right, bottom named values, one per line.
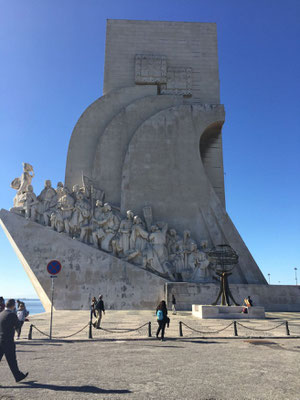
left=233, top=321, right=238, bottom=336
left=148, top=321, right=152, bottom=337
left=28, top=324, right=33, bottom=340
left=285, top=321, right=290, bottom=336
left=179, top=321, right=183, bottom=337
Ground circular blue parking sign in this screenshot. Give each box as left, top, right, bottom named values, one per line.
left=47, top=260, right=62, bottom=275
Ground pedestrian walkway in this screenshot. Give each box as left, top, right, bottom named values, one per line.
left=1, top=310, right=300, bottom=400
left=22, top=310, right=300, bottom=340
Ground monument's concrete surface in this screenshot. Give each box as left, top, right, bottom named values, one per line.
left=0, top=209, right=166, bottom=311
left=5, top=19, right=298, bottom=311
left=64, top=19, right=266, bottom=286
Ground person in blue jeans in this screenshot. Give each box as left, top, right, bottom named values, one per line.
left=156, top=300, right=169, bottom=341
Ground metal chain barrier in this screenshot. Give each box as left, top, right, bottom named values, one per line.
left=30, top=322, right=90, bottom=339
left=28, top=321, right=150, bottom=340
left=95, top=322, right=149, bottom=334
left=236, top=321, right=285, bottom=332
left=180, top=321, right=234, bottom=335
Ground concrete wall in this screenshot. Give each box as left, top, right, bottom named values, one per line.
left=104, top=19, right=220, bottom=103
left=166, top=282, right=300, bottom=312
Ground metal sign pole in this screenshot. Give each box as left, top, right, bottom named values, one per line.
left=49, top=276, right=56, bottom=340
left=46, top=260, right=62, bottom=340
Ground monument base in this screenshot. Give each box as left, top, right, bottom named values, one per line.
left=192, top=305, right=265, bottom=319
left=166, top=282, right=300, bottom=312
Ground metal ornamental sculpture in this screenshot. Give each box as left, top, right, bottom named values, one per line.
left=208, top=244, right=239, bottom=306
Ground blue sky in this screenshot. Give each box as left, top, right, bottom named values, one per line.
left=0, top=0, right=299, bottom=297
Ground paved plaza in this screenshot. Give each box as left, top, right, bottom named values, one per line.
left=1, top=310, right=300, bottom=399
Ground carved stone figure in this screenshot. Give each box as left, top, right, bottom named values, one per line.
left=130, top=216, right=148, bottom=254
left=148, top=223, right=168, bottom=265
left=93, top=203, right=120, bottom=252
left=113, top=210, right=134, bottom=257
left=188, top=242, right=210, bottom=282
left=18, top=163, right=34, bottom=194
left=67, top=191, right=91, bottom=239
left=51, top=188, right=74, bottom=233
left=20, top=185, right=39, bottom=221
left=10, top=163, right=35, bottom=209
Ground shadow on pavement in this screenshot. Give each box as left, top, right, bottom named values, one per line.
left=1, top=380, right=131, bottom=394
left=17, top=341, right=62, bottom=346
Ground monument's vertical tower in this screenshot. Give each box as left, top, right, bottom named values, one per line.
left=65, top=19, right=267, bottom=284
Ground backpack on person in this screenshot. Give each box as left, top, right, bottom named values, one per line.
left=157, top=310, right=163, bottom=321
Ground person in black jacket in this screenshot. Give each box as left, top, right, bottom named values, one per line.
left=0, top=299, right=28, bottom=382
left=156, top=300, right=169, bottom=341
left=0, top=297, right=5, bottom=313
left=94, top=295, right=105, bottom=329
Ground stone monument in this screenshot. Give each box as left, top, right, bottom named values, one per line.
left=1, top=20, right=300, bottom=311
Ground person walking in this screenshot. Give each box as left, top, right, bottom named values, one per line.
left=16, top=303, right=26, bottom=340
left=0, top=299, right=28, bottom=382
left=171, top=294, right=177, bottom=315
left=0, top=297, right=5, bottom=313
left=156, top=300, right=169, bottom=341
left=94, top=295, right=105, bottom=329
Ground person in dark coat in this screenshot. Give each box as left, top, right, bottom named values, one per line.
left=171, top=294, right=177, bottom=315
left=156, top=300, right=169, bottom=341
left=94, top=295, right=105, bottom=329
left=0, top=297, right=5, bottom=313
left=0, top=299, right=28, bottom=382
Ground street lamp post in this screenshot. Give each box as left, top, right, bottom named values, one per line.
left=268, top=273, right=270, bottom=284
left=294, top=267, right=298, bottom=285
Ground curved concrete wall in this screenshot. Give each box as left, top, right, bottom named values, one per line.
left=65, top=86, right=156, bottom=190
left=92, top=95, right=183, bottom=205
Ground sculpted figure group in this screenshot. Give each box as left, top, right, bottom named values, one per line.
left=10, top=164, right=213, bottom=282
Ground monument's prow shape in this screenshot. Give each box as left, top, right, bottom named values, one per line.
left=8, top=19, right=300, bottom=312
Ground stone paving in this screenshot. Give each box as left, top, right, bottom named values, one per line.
left=0, top=311, right=300, bottom=399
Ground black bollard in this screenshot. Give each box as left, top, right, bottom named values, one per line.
left=233, top=321, right=238, bottom=336
left=28, top=324, right=33, bottom=340
left=179, top=321, right=183, bottom=337
left=148, top=322, right=152, bottom=337
left=88, top=321, right=93, bottom=339
left=88, top=307, right=93, bottom=339
left=285, top=321, right=290, bottom=336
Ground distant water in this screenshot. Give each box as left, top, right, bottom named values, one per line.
left=8, top=298, right=45, bottom=315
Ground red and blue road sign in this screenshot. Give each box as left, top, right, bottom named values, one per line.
left=47, top=260, right=62, bottom=275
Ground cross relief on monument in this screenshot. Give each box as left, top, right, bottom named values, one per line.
left=135, top=54, right=192, bottom=96
left=161, top=67, right=192, bottom=96
left=135, top=54, right=167, bottom=84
